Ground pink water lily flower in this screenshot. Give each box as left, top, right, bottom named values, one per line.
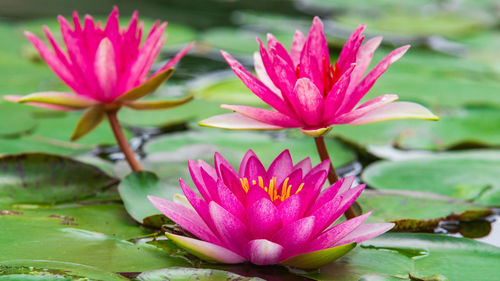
left=200, top=17, right=437, bottom=136
left=5, top=7, right=193, bottom=140
left=149, top=150, right=393, bottom=269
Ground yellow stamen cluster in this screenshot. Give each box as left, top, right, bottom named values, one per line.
left=239, top=176, right=305, bottom=202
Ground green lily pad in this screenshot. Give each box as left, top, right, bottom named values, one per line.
left=136, top=267, right=264, bottom=281
left=145, top=129, right=356, bottom=168
left=0, top=261, right=127, bottom=281
left=0, top=102, right=36, bottom=138
left=304, top=233, right=500, bottom=281
left=0, top=214, right=189, bottom=273
left=362, top=150, right=500, bottom=206
left=397, top=106, right=500, bottom=150
left=0, top=153, right=117, bottom=207
left=0, top=137, right=87, bottom=156
left=118, top=171, right=179, bottom=225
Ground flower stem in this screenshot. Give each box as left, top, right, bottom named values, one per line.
left=106, top=110, right=143, bottom=172
left=313, top=136, right=356, bottom=219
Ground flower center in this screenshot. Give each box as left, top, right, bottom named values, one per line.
left=239, top=176, right=305, bottom=202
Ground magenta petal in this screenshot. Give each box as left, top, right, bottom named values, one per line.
left=248, top=198, right=281, bottom=238
left=349, top=36, right=383, bottom=91
left=243, top=155, right=267, bottom=182
left=290, top=30, right=305, bottom=68
left=278, top=194, right=302, bottom=226
left=337, top=175, right=356, bottom=195
left=274, top=216, right=315, bottom=253
left=333, top=223, right=395, bottom=246
left=216, top=180, right=246, bottom=222
left=267, top=150, right=293, bottom=185
left=94, top=38, right=117, bottom=99
left=323, top=63, right=356, bottom=120
left=166, top=233, right=245, bottom=264
left=335, top=94, right=399, bottom=124
left=304, top=17, right=330, bottom=69
left=221, top=104, right=301, bottom=128
left=310, top=178, right=346, bottom=213
left=221, top=50, right=292, bottom=115
left=292, top=157, right=312, bottom=175
left=345, top=101, right=439, bottom=125
left=293, top=78, right=324, bottom=126
left=187, top=159, right=213, bottom=201
left=246, top=185, right=271, bottom=208
left=338, top=24, right=366, bottom=71
left=267, top=33, right=294, bottom=68
left=239, top=150, right=258, bottom=178
left=148, top=196, right=219, bottom=244
left=305, top=212, right=372, bottom=252
left=248, top=239, right=284, bottom=265
left=179, top=178, right=215, bottom=231
left=309, top=196, right=343, bottom=235
left=253, top=52, right=281, bottom=96
left=209, top=201, right=250, bottom=255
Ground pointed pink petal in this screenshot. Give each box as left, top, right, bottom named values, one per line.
left=248, top=198, right=281, bottom=238
left=179, top=178, right=216, bottom=233
left=333, top=223, right=395, bottom=246
left=310, top=176, right=354, bottom=213
left=266, top=49, right=299, bottom=110
left=253, top=52, right=282, bottom=96
left=293, top=78, right=324, bottom=126
left=246, top=184, right=272, bottom=209
left=25, top=31, right=78, bottom=91
left=166, top=233, right=245, bottom=264
left=338, top=175, right=356, bottom=194
left=274, top=216, right=315, bottom=257
left=221, top=104, right=301, bottom=128
left=267, top=149, right=293, bottom=185
left=267, top=33, right=294, bottom=67
left=344, top=45, right=410, bottom=111
left=243, top=155, right=267, bottom=182
left=309, top=196, right=343, bottom=235
left=4, top=95, right=76, bottom=111
left=199, top=113, right=285, bottom=130
left=303, top=17, right=330, bottom=69
left=248, top=239, right=284, bottom=265
left=218, top=164, right=246, bottom=204
left=290, top=30, right=305, bottom=68
left=188, top=159, right=213, bottom=201
left=153, top=42, right=194, bottom=76
left=239, top=150, right=258, bottom=178
left=216, top=180, right=246, bottom=222
left=209, top=201, right=250, bottom=255
left=293, top=157, right=312, bottom=174
left=306, top=212, right=372, bottom=252
left=278, top=194, right=302, bottom=226
left=298, top=47, right=323, bottom=94
left=334, top=94, right=399, bottom=124
left=344, top=101, right=439, bottom=125
left=338, top=24, right=366, bottom=72
left=348, top=36, right=383, bottom=92
left=94, top=38, right=117, bottom=100
left=221, top=50, right=292, bottom=116
left=148, top=195, right=219, bottom=244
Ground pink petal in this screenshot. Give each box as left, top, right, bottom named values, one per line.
left=303, top=17, right=330, bottom=70
left=267, top=33, right=294, bottom=68
left=25, top=31, right=78, bottom=92
left=218, top=164, right=247, bottom=204
left=199, top=113, right=285, bottom=130
left=266, top=49, right=298, bottom=106
left=293, top=78, right=324, bottom=127
left=246, top=184, right=272, bottom=209
left=243, top=155, right=267, bottom=182
left=94, top=38, right=117, bottom=100
left=4, top=95, right=76, bottom=111
left=278, top=194, right=302, bottom=226
left=310, top=176, right=354, bottom=213
left=334, top=94, right=399, bottom=124
left=153, top=42, right=194, bottom=76
left=221, top=50, right=292, bottom=116
left=348, top=36, right=383, bottom=92
left=339, top=184, right=366, bottom=212
left=248, top=239, right=284, bottom=265
left=248, top=198, right=281, bottom=239
left=253, top=52, right=282, bottom=96
left=148, top=195, right=219, bottom=244
left=292, top=157, right=312, bottom=174
left=290, top=30, right=305, bottom=68
left=344, top=101, right=439, bottom=125
left=209, top=201, right=250, bottom=255
left=221, top=104, right=302, bottom=128
left=187, top=159, right=213, bottom=201
left=309, top=196, right=343, bottom=235
left=333, top=223, right=395, bottom=246
left=305, top=212, right=372, bottom=252
left=216, top=180, right=246, bottom=222
left=267, top=149, right=293, bottom=185
left=179, top=178, right=215, bottom=233
left=166, top=233, right=245, bottom=264
left=337, top=24, right=365, bottom=72
left=274, top=216, right=315, bottom=257
left=239, top=150, right=258, bottom=178
left=337, top=175, right=356, bottom=194
left=344, top=45, right=410, bottom=111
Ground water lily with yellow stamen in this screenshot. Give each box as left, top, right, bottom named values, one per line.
left=149, top=150, right=394, bottom=269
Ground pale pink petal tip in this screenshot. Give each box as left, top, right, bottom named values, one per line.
left=199, top=113, right=284, bottom=130
left=347, top=101, right=439, bottom=125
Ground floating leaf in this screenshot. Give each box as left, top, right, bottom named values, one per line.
left=136, top=267, right=264, bottom=281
